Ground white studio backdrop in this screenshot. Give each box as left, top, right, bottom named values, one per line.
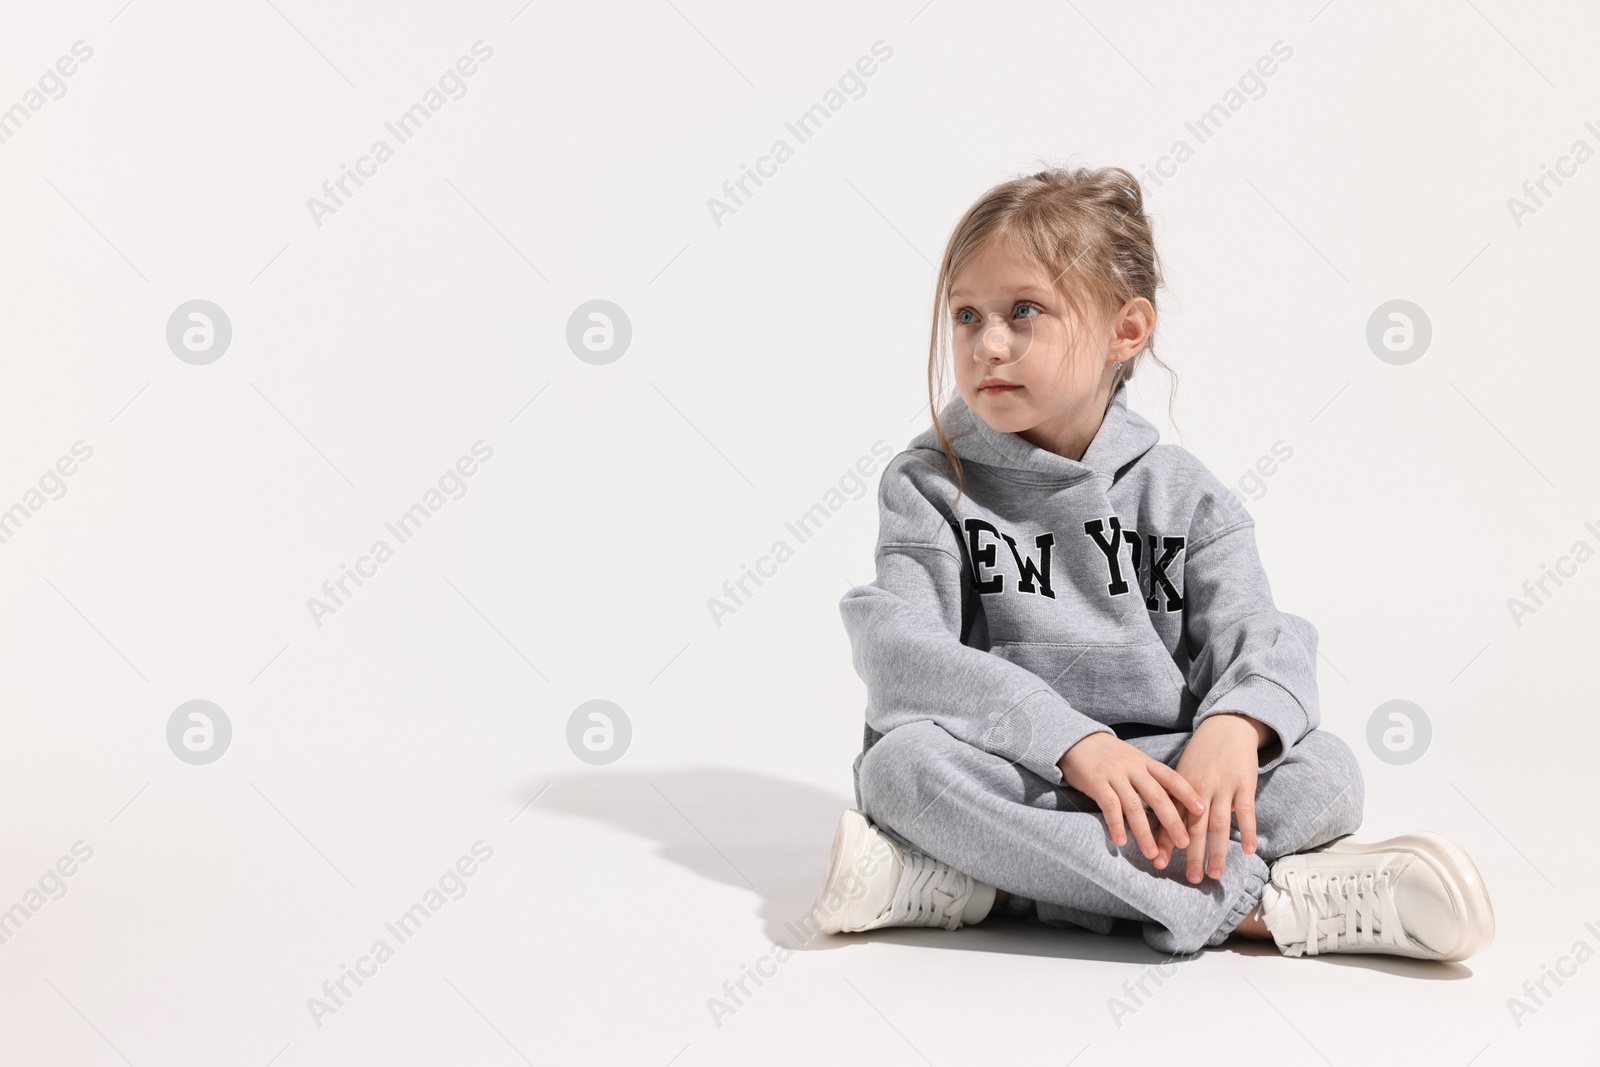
left=0, top=1, right=1595, bottom=1064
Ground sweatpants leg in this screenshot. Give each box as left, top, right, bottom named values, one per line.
left=854, top=720, right=1365, bottom=955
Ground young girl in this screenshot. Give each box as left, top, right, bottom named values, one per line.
left=810, top=165, right=1495, bottom=960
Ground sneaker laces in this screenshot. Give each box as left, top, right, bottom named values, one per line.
left=884, top=849, right=973, bottom=930
left=1278, top=867, right=1411, bottom=957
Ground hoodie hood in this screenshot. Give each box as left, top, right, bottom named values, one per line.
left=907, top=378, right=1160, bottom=482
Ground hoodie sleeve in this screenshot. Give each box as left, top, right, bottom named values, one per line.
left=839, top=453, right=1115, bottom=785
left=1181, top=502, right=1321, bottom=776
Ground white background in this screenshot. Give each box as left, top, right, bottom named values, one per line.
left=0, top=0, right=1594, bottom=1063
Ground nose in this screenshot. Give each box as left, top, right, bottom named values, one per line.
left=977, top=324, right=1010, bottom=364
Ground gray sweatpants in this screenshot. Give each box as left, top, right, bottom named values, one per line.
left=853, top=720, right=1365, bottom=956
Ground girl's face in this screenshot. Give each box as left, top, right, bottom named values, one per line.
left=948, top=234, right=1151, bottom=460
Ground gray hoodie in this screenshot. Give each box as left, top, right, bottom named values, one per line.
left=842, top=379, right=1320, bottom=788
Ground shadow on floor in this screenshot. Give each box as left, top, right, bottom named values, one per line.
left=522, top=765, right=1472, bottom=977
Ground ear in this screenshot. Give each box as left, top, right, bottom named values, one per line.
left=1113, top=297, right=1155, bottom=355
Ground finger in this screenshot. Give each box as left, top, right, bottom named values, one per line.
left=1153, top=822, right=1172, bottom=869
left=1135, top=772, right=1190, bottom=850
left=1236, top=788, right=1257, bottom=855
left=1207, top=796, right=1233, bottom=880
left=1115, top=780, right=1158, bottom=859
left=1149, top=762, right=1207, bottom=819
left=1095, top=786, right=1127, bottom=849
left=1186, top=802, right=1209, bottom=884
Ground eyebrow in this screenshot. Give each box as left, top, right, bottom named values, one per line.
left=950, top=283, right=1056, bottom=300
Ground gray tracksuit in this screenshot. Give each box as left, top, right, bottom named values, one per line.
left=843, top=381, right=1364, bottom=954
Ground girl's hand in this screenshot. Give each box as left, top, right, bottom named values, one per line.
left=1151, top=713, right=1265, bottom=883
left=1057, top=733, right=1206, bottom=862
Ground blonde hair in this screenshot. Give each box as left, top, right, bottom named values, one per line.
left=926, top=163, right=1176, bottom=505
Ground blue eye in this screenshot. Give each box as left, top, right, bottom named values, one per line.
left=955, top=308, right=977, bottom=325
left=1015, top=302, right=1040, bottom=319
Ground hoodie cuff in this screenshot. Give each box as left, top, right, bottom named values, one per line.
left=1194, top=675, right=1309, bottom=775
left=987, top=689, right=1115, bottom=786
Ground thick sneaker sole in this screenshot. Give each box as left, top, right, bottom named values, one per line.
left=1315, top=830, right=1495, bottom=961
left=811, top=809, right=877, bottom=935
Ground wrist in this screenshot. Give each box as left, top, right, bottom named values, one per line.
left=1201, top=711, right=1272, bottom=748
left=1056, top=729, right=1109, bottom=776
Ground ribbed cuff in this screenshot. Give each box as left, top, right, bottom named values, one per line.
left=1204, top=851, right=1271, bottom=949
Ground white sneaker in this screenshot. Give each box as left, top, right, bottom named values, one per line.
left=810, top=809, right=997, bottom=934
left=1260, top=830, right=1495, bottom=961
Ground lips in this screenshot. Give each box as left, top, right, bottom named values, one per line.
left=978, top=380, right=1021, bottom=393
